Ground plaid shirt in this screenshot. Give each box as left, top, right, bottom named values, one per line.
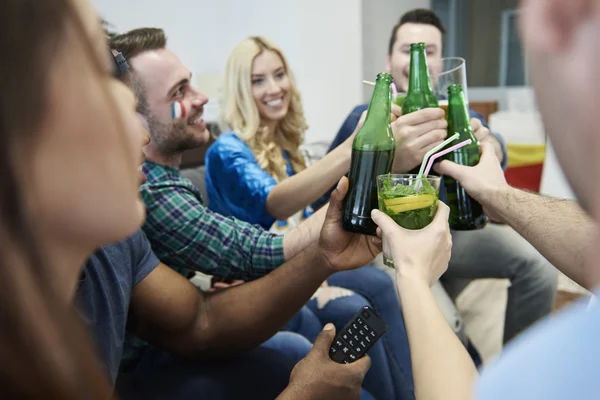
left=140, top=161, right=285, bottom=281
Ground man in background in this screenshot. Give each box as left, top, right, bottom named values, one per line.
left=322, top=8, right=557, bottom=346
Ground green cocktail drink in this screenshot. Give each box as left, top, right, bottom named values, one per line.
left=377, top=174, right=441, bottom=267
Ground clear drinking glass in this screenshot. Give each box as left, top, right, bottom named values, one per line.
left=377, top=174, right=441, bottom=268
left=430, top=57, right=468, bottom=117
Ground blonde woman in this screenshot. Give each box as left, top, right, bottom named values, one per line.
left=205, top=36, right=415, bottom=400
left=207, top=36, right=358, bottom=232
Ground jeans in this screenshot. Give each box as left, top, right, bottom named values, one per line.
left=116, top=342, right=296, bottom=400
left=443, top=223, right=558, bottom=343
left=283, top=266, right=414, bottom=400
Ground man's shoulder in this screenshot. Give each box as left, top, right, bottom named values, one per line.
left=141, top=162, right=203, bottom=203
left=476, top=297, right=600, bottom=399
left=88, top=229, right=147, bottom=266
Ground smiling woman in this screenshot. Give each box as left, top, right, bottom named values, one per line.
left=206, top=36, right=358, bottom=231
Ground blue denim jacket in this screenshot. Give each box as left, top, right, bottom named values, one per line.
left=312, top=104, right=508, bottom=210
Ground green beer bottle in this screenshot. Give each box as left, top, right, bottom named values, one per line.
left=343, top=73, right=396, bottom=236
left=402, top=43, right=439, bottom=174
left=402, top=42, right=439, bottom=114
left=442, top=84, right=488, bottom=230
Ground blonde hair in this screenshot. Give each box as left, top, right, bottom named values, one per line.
left=221, top=36, right=308, bottom=182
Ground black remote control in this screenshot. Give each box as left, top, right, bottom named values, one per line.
left=329, top=306, right=387, bottom=364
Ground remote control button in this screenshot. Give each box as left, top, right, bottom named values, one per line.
left=353, top=334, right=360, bottom=342
left=348, top=352, right=358, bottom=362
left=343, top=360, right=350, bottom=364
left=355, top=345, right=363, bottom=354
left=342, top=333, right=350, bottom=341
left=347, top=328, right=354, bottom=335
left=358, top=329, right=365, bottom=337
left=357, top=317, right=365, bottom=326
left=365, top=335, right=372, bottom=344
left=342, top=346, right=350, bottom=354
left=363, top=324, right=371, bottom=332
left=335, top=339, right=344, bottom=348
left=352, top=323, right=359, bottom=331
left=330, top=346, right=338, bottom=354
left=330, top=349, right=346, bottom=363
left=360, top=340, right=367, bottom=349
left=348, top=338, right=356, bottom=348
left=370, top=330, right=377, bottom=338
left=362, top=310, right=370, bottom=319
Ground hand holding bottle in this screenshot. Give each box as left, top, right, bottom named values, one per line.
left=470, top=118, right=504, bottom=163
left=390, top=108, right=447, bottom=173
left=435, top=141, right=509, bottom=222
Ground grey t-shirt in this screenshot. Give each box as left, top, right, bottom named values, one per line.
left=76, top=229, right=159, bottom=385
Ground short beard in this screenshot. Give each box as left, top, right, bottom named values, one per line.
left=147, top=114, right=200, bottom=156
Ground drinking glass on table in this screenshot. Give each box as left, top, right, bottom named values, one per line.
left=377, top=174, right=441, bottom=268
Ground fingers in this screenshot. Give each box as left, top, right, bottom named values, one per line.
left=396, top=107, right=445, bottom=126
left=410, top=118, right=448, bottom=139
left=470, top=117, right=482, bottom=132
left=371, top=236, right=382, bottom=247
left=413, top=129, right=447, bottom=150
left=391, top=104, right=403, bottom=118
left=351, top=354, right=372, bottom=378
left=312, top=323, right=336, bottom=354
left=371, top=209, right=402, bottom=234
left=433, top=201, right=451, bottom=224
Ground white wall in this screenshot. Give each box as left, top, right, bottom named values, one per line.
left=93, top=0, right=362, bottom=144
left=361, top=0, right=431, bottom=101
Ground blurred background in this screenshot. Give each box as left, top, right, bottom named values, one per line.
left=95, top=0, right=527, bottom=143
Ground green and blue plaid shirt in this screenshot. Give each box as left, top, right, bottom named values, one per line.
left=140, top=161, right=285, bottom=281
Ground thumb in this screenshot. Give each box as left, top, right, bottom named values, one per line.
left=432, top=201, right=450, bottom=224
left=312, top=323, right=336, bottom=355
left=327, top=176, right=349, bottom=221
left=434, top=158, right=470, bottom=181
left=479, top=141, right=498, bottom=163
left=371, top=209, right=402, bottom=234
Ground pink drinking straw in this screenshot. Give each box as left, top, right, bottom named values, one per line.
left=391, top=82, right=398, bottom=97
left=417, top=138, right=472, bottom=190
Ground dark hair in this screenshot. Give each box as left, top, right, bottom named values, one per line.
left=0, top=0, right=112, bottom=398
left=387, top=8, right=446, bottom=55
left=110, top=28, right=166, bottom=116
left=110, top=27, right=167, bottom=61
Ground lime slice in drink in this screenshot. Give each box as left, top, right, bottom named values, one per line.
left=383, top=194, right=436, bottom=213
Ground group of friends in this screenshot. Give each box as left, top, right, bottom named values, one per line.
left=2, top=0, right=599, bottom=399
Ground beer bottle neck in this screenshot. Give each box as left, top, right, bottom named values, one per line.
left=447, top=88, right=476, bottom=141
left=353, top=76, right=394, bottom=150
left=364, top=81, right=391, bottom=124
left=408, top=48, right=434, bottom=93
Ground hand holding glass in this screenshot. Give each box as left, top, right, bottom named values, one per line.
left=377, top=174, right=441, bottom=268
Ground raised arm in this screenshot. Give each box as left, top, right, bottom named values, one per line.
left=264, top=143, right=352, bottom=221
left=128, top=178, right=379, bottom=359
left=437, top=142, right=598, bottom=289
left=205, top=127, right=363, bottom=227
left=372, top=204, right=477, bottom=400
left=141, top=182, right=285, bottom=281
